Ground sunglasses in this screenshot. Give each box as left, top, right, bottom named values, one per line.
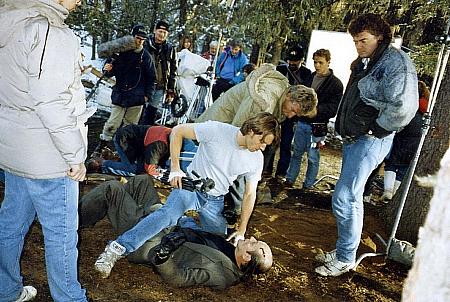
left=135, top=36, right=146, bottom=41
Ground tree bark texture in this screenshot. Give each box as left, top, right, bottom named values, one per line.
left=401, top=147, right=450, bottom=301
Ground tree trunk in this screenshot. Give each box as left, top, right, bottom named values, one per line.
left=249, top=43, right=260, bottom=65
left=179, top=0, right=187, bottom=37
left=401, top=147, right=450, bottom=301
left=101, top=0, right=112, bottom=43
left=151, top=0, right=160, bottom=28
left=91, top=35, right=97, bottom=60
left=381, top=59, right=450, bottom=245
left=271, top=39, right=283, bottom=66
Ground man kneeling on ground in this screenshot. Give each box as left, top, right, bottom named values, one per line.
left=92, top=112, right=280, bottom=279
left=80, top=173, right=272, bottom=289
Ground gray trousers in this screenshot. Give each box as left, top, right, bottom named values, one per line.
left=79, top=174, right=171, bottom=263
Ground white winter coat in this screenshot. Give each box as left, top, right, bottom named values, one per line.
left=0, top=0, right=94, bottom=179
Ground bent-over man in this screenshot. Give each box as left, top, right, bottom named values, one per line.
left=93, top=112, right=280, bottom=278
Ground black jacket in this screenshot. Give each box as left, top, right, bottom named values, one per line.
left=385, top=112, right=422, bottom=165
left=128, top=228, right=242, bottom=290
left=335, top=43, right=393, bottom=139
left=300, top=70, right=343, bottom=124
left=276, top=64, right=313, bottom=86
left=144, top=36, right=177, bottom=91
left=107, top=49, right=155, bottom=108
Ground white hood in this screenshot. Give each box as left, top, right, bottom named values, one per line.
left=0, top=0, right=68, bottom=47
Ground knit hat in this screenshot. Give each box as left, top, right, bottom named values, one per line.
left=286, top=46, right=305, bottom=61
left=131, top=24, right=147, bottom=38
left=155, top=20, right=169, bottom=31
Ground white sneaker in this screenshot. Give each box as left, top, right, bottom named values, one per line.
left=315, top=258, right=355, bottom=277
left=15, top=286, right=37, bottom=302
left=95, top=241, right=126, bottom=278
left=315, top=249, right=336, bottom=264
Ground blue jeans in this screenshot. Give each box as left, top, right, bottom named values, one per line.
left=332, top=134, right=393, bottom=263
left=117, top=189, right=226, bottom=253
left=103, top=138, right=198, bottom=176
left=286, top=122, right=323, bottom=188
left=0, top=172, right=87, bottom=302
left=102, top=135, right=144, bottom=177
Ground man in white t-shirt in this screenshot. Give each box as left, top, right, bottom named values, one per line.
left=94, top=112, right=281, bottom=278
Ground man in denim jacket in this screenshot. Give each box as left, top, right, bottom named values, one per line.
left=315, top=13, right=418, bottom=277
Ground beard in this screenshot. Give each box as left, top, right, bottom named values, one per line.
left=288, top=64, right=300, bottom=71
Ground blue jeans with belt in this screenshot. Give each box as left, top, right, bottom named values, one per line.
left=116, top=189, right=227, bottom=253
left=0, top=172, right=87, bottom=302
left=332, top=134, right=393, bottom=263
left=286, top=122, right=323, bottom=188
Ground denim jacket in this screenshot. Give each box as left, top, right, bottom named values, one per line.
left=336, top=45, right=418, bottom=139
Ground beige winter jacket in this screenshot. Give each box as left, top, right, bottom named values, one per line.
left=197, top=63, right=290, bottom=126
left=0, top=0, right=94, bottom=179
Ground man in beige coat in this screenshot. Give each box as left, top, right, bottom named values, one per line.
left=0, top=0, right=92, bottom=301
left=197, top=63, right=317, bottom=126
left=197, top=63, right=317, bottom=215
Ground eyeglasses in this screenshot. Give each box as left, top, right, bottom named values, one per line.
left=135, top=36, right=146, bottom=41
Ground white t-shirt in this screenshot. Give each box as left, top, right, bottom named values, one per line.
left=187, top=121, right=263, bottom=196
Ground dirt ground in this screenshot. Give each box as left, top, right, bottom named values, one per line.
left=0, top=116, right=410, bottom=302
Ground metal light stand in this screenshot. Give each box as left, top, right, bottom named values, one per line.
left=354, top=15, right=450, bottom=269
left=155, top=92, right=169, bottom=125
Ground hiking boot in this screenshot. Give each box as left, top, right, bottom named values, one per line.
left=315, top=258, right=355, bottom=277
left=94, top=241, right=126, bottom=278
left=15, top=286, right=37, bottom=302
left=315, top=249, right=336, bottom=264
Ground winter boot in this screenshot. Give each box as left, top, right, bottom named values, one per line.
left=381, top=170, right=396, bottom=201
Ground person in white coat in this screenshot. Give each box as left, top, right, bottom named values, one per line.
left=0, top=0, right=92, bottom=301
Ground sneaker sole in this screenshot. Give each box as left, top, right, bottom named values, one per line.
left=315, top=262, right=355, bottom=277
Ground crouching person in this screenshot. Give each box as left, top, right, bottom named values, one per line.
left=79, top=174, right=272, bottom=289
left=92, top=112, right=280, bottom=278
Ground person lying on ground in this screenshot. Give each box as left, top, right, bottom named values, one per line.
left=93, top=112, right=280, bottom=278
left=87, top=124, right=197, bottom=177
left=79, top=174, right=272, bottom=289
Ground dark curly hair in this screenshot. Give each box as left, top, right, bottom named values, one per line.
left=348, top=13, right=392, bottom=44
